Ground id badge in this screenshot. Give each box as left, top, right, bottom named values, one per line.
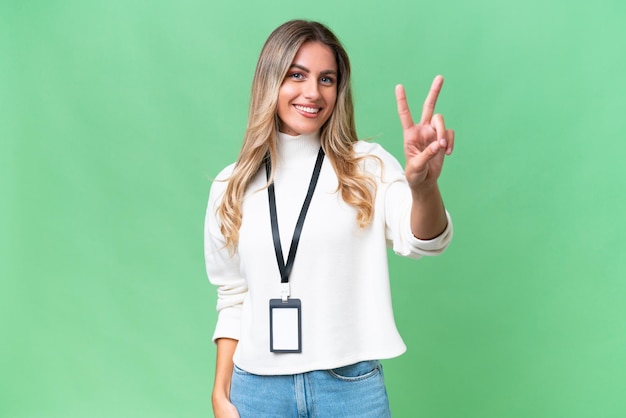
left=269, top=298, right=302, bottom=353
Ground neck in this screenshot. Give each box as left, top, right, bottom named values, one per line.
left=276, top=131, right=321, bottom=166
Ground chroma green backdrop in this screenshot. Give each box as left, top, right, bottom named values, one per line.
left=2, top=0, right=625, bottom=417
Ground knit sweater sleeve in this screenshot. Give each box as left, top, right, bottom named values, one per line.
left=360, top=141, right=453, bottom=259
left=204, top=164, right=247, bottom=342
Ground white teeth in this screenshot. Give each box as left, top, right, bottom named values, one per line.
left=294, top=105, right=320, bottom=114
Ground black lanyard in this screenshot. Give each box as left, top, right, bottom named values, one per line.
left=265, top=147, right=325, bottom=284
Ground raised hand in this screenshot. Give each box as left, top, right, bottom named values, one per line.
left=396, top=75, right=455, bottom=191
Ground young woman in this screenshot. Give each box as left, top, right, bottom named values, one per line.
left=205, top=19, right=455, bottom=417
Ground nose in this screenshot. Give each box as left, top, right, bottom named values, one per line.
left=303, top=79, right=320, bottom=100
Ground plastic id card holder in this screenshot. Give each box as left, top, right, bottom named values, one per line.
left=269, top=298, right=302, bottom=353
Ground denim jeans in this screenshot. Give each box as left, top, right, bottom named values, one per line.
left=230, top=360, right=392, bottom=417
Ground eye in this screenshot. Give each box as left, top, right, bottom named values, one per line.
left=289, top=72, right=304, bottom=80
left=320, top=76, right=335, bottom=86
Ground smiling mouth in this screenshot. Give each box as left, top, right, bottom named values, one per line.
left=294, top=104, right=321, bottom=114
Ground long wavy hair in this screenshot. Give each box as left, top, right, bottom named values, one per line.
left=217, top=20, right=377, bottom=251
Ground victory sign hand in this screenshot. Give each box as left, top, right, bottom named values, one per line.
left=396, top=75, right=455, bottom=190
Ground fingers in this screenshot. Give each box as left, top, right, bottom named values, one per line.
left=408, top=138, right=445, bottom=177
left=446, top=129, right=455, bottom=155
left=432, top=113, right=446, bottom=141
left=420, top=75, right=444, bottom=124
left=399, top=76, right=455, bottom=157
left=421, top=131, right=447, bottom=165
left=395, top=84, right=414, bottom=130
left=431, top=114, right=454, bottom=155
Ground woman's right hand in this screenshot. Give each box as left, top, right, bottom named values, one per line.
left=212, top=396, right=240, bottom=418
left=212, top=338, right=240, bottom=418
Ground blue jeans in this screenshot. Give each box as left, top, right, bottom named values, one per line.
left=230, top=360, right=392, bottom=417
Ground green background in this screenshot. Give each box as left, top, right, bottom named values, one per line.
left=2, top=0, right=625, bottom=417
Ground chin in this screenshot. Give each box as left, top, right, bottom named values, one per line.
left=281, top=126, right=320, bottom=136
left=299, top=127, right=320, bottom=135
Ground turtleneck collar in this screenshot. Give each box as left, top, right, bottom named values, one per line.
left=276, top=131, right=321, bottom=165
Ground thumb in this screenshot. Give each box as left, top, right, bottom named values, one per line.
left=409, top=139, right=444, bottom=170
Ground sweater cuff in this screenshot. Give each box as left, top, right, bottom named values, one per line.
left=406, top=211, right=453, bottom=255
left=212, top=305, right=242, bottom=343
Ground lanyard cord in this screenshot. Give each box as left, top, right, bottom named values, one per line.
left=266, top=147, right=325, bottom=284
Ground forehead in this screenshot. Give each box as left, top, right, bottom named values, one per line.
left=291, top=41, right=337, bottom=71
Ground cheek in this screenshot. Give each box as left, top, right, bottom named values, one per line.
left=279, top=85, right=298, bottom=108
left=278, top=83, right=297, bottom=103
left=325, top=91, right=338, bottom=114
left=277, top=87, right=291, bottom=117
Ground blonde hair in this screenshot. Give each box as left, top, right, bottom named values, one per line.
left=218, top=20, right=377, bottom=251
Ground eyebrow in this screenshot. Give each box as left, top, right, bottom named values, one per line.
left=289, top=63, right=338, bottom=76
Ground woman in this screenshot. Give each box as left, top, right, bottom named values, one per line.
left=205, top=19, right=455, bottom=417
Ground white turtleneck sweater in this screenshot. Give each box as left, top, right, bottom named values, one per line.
left=204, top=132, right=452, bottom=375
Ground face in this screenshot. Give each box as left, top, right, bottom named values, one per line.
left=276, top=41, right=338, bottom=136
